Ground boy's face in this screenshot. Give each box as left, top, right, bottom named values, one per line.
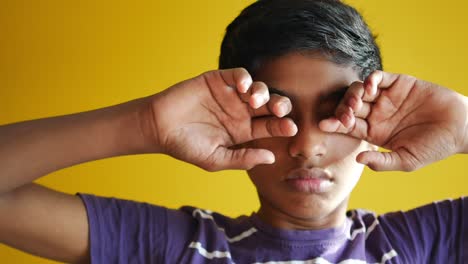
left=247, top=53, right=374, bottom=229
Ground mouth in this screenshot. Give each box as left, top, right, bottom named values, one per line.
left=285, top=168, right=334, bottom=193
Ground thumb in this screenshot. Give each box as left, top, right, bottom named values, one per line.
left=356, top=150, right=406, bottom=171
left=211, top=147, right=275, bottom=171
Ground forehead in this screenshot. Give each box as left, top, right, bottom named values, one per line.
left=254, top=53, right=360, bottom=100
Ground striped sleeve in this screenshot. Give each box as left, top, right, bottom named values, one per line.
left=77, top=194, right=167, bottom=263
left=378, top=197, right=467, bottom=264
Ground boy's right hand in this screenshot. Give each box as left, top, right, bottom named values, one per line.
left=148, top=68, right=297, bottom=171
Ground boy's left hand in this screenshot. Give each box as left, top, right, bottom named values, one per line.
left=319, top=70, right=468, bottom=171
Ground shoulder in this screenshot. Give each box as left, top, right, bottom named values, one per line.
left=177, top=206, right=251, bottom=237
left=78, top=193, right=247, bottom=233
left=78, top=194, right=251, bottom=263
left=347, top=197, right=467, bottom=232
left=347, top=197, right=467, bottom=263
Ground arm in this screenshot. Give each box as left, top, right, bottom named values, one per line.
left=0, top=96, right=156, bottom=194
left=0, top=68, right=295, bottom=263
left=0, top=96, right=156, bottom=263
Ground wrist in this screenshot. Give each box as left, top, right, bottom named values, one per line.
left=125, top=96, right=163, bottom=154
left=95, top=96, right=162, bottom=156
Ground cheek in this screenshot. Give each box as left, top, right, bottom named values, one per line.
left=248, top=137, right=292, bottom=166
left=325, top=135, right=363, bottom=161
left=247, top=165, right=275, bottom=198
left=246, top=139, right=291, bottom=190
left=248, top=134, right=371, bottom=170
left=328, top=138, right=369, bottom=185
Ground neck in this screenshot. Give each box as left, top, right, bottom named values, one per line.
left=256, top=197, right=349, bottom=230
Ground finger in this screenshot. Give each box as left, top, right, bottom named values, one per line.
left=318, top=117, right=341, bottom=133
left=334, top=82, right=365, bottom=128
left=206, top=69, right=252, bottom=112
left=251, top=94, right=292, bottom=118
left=209, top=148, right=275, bottom=171
left=340, top=82, right=376, bottom=113
left=342, top=81, right=365, bottom=112
left=219, top=67, right=253, bottom=93
left=319, top=116, right=369, bottom=140
left=357, top=148, right=423, bottom=172
left=364, top=70, right=398, bottom=99
left=355, top=102, right=372, bottom=119
left=248, top=81, right=270, bottom=109
left=335, top=86, right=372, bottom=126
left=250, top=117, right=298, bottom=140
left=334, top=105, right=354, bottom=129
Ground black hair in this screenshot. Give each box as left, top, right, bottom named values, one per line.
left=219, top=0, right=382, bottom=80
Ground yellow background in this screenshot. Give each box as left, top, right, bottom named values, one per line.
left=1, top=0, right=467, bottom=262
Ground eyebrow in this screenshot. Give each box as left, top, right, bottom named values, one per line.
left=318, top=86, right=348, bottom=101
left=268, top=86, right=349, bottom=100
left=268, top=87, right=292, bottom=98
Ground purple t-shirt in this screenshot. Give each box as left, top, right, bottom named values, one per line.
left=78, top=194, right=467, bottom=263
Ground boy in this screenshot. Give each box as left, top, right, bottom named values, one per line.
left=0, top=0, right=466, bottom=263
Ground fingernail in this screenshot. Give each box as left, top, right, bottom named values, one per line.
left=278, top=102, right=287, bottom=116
left=253, top=94, right=265, bottom=108
left=265, top=154, right=275, bottom=164
left=241, top=80, right=252, bottom=93
left=290, top=123, right=298, bottom=135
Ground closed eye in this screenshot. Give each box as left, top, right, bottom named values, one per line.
left=316, top=87, right=347, bottom=118
left=316, top=99, right=340, bottom=119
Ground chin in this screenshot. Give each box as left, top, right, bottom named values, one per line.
left=261, top=191, right=350, bottom=227
left=286, top=194, right=346, bottom=220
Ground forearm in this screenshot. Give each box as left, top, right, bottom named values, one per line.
left=0, top=96, right=157, bottom=194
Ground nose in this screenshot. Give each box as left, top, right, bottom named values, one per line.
left=288, top=121, right=328, bottom=162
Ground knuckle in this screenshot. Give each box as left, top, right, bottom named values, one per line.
left=200, top=163, right=213, bottom=171
left=349, top=81, right=363, bottom=91
left=372, top=70, right=383, bottom=77
left=401, top=164, right=414, bottom=172
left=205, top=163, right=220, bottom=172
left=375, top=70, right=383, bottom=75
left=207, top=167, right=218, bottom=172
left=201, top=156, right=221, bottom=172
left=266, top=119, right=275, bottom=135
left=350, top=122, right=363, bottom=138
left=236, top=67, right=248, bottom=74
left=383, top=153, right=392, bottom=167
left=335, top=104, right=346, bottom=116
left=201, top=70, right=216, bottom=80
left=400, top=160, right=416, bottom=172
left=234, top=67, right=250, bottom=79
left=368, top=70, right=383, bottom=83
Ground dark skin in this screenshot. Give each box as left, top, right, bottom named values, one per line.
left=320, top=69, right=468, bottom=171
left=242, top=53, right=468, bottom=229
left=245, top=54, right=372, bottom=229
left=0, top=61, right=467, bottom=262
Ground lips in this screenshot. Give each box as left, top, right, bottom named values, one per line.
left=285, top=168, right=334, bottom=193
left=286, top=167, right=332, bottom=180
